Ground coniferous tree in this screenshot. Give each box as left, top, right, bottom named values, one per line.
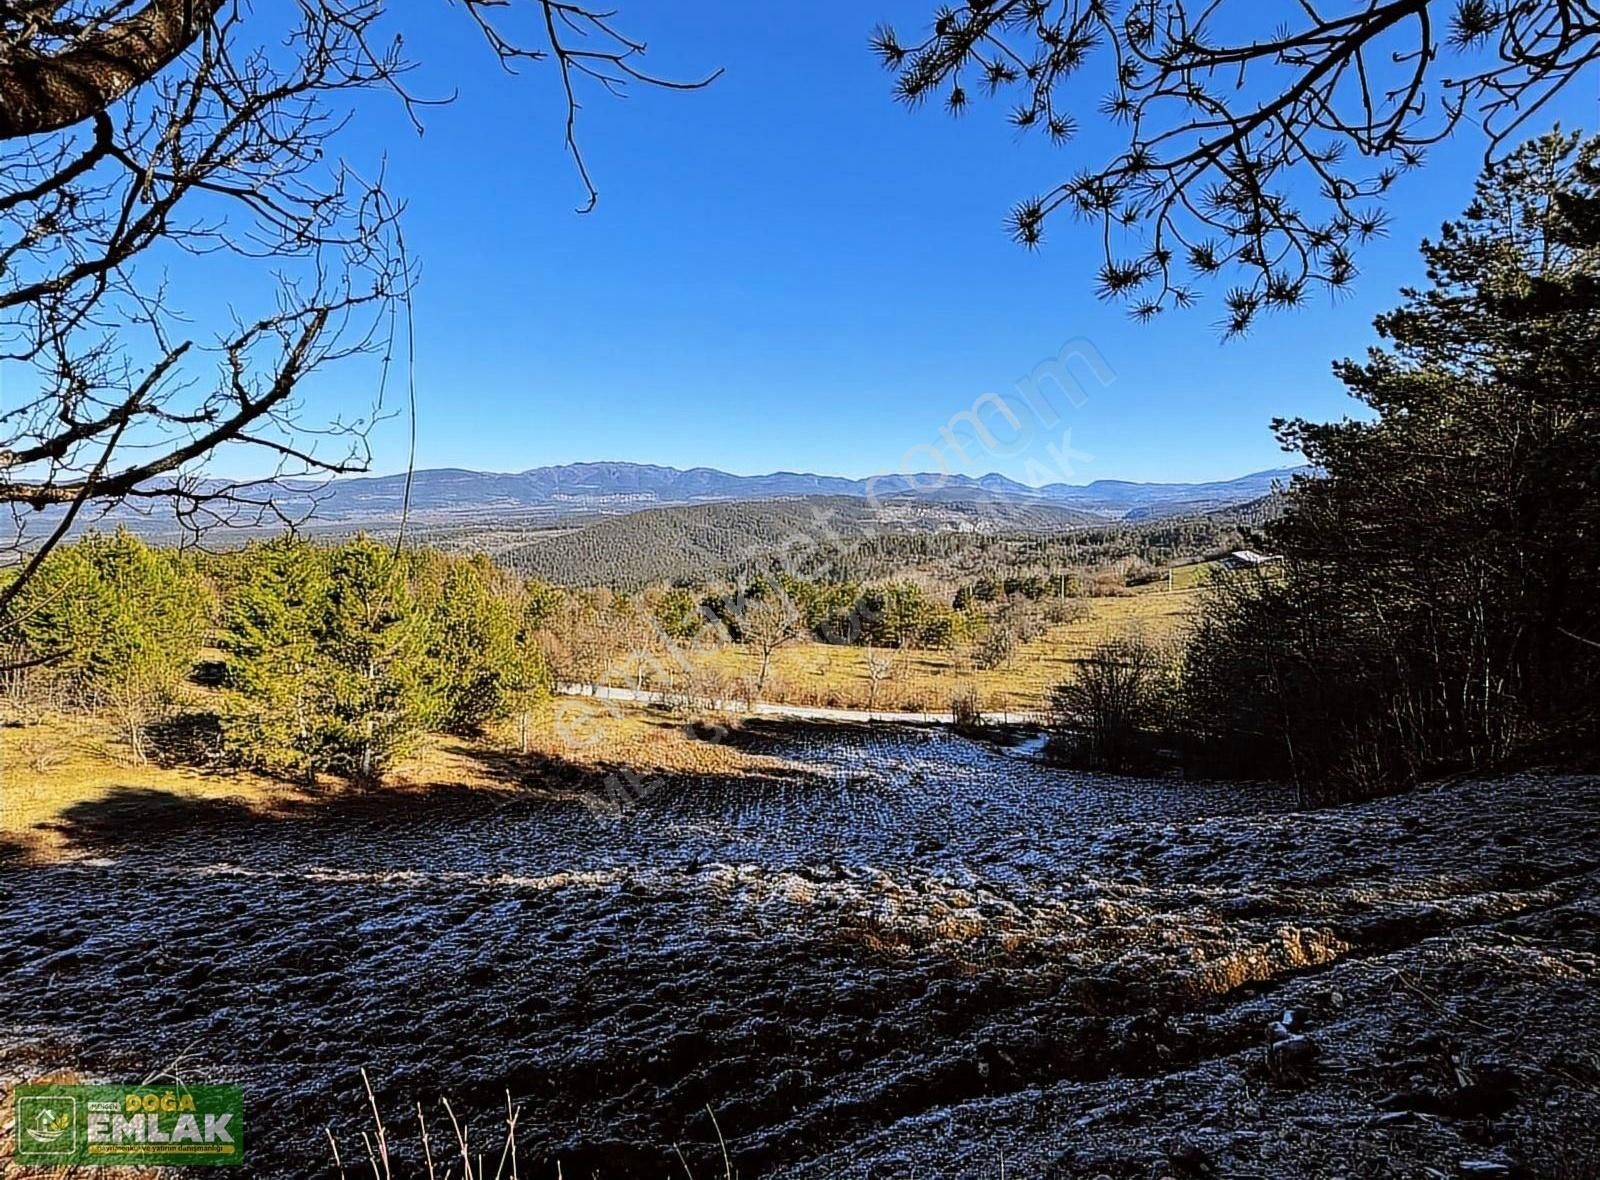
left=221, top=539, right=333, bottom=781
left=317, top=537, right=437, bottom=784
left=219, top=539, right=550, bottom=781
left=506, top=583, right=555, bottom=753
left=1185, top=130, right=1600, bottom=793
left=653, top=588, right=703, bottom=642
left=424, top=558, right=523, bottom=734
left=10, top=530, right=208, bottom=760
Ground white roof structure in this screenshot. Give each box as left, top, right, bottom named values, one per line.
left=1227, top=549, right=1280, bottom=566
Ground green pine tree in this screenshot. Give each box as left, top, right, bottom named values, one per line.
left=424, top=557, right=522, bottom=734
left=10, top=529, right=208, bottom=761
left=220, top=538, right=333, bottom=781
left=1188, top=129, right=1600, bottom=793
left=317, top=536, right=437, bottom=783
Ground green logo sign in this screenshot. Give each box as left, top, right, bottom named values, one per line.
left=14, top=1083, right=244, bottom=1167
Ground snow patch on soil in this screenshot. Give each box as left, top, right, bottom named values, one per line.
left=2, top=726, right=1597, bottom=1178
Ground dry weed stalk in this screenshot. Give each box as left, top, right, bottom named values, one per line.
left=329, top=1073, right=742, bottom=1179
left=328, top=1069, right=526, bottom=1180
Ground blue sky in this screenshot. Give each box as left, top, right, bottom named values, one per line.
left=286, top=2, right=1594, bottom=484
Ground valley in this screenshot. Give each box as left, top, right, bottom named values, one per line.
left=6, top=14, right=1600, bottom=1174
left=574, top=589, right=1194, bottom=716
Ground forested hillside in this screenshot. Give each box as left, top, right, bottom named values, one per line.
left=494, top=496, right=1107, bottom=587
left=1205, top=490, right=1290, bottom=527
left=737, top=517, right=1251, bottom=592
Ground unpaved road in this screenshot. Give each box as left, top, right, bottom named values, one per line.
left=2, top=724, right=1597, bottom=1178
left=558, top=682, right=1046, bottom=725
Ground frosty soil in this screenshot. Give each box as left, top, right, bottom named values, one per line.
left=2, top=724, right=1597, bottom=1177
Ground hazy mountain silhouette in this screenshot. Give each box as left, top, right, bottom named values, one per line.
left=305, top=461, right=1306, bottom=521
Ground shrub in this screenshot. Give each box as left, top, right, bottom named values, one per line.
left=1043, top=597, right=1092, bottom=626
left=1048, top=635, right=1174, bottom=772
left=1086, top=571, right=1132, bottom=597
left=974, top=624, right=1018, bottom=670
left=950, top=684, right=983, bottom=731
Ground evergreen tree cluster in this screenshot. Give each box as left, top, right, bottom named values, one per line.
left=3, top=531, right=551, bottom=782
left=3, top=530, right=211, bottom=760
left=695, top=574, right=971, bottom=651
left=220, top=537, right=548, bottom=782
left=721, top=519, right=1248, bottom=596
left=493, top=496, right=1208, bottom=590
left=1181, top=131, right=1600, bottom=795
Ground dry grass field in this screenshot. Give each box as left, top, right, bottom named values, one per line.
left=0, top=588, right=1192, bottom=850
left=1167, top=558, right=1221, bottom=591
left=0, top=713, right=290, bottom=855
left=619, top=586, right=1200, bottom=716
left=0, top=697, right=765, bottom=857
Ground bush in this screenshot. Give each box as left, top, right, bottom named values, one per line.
left=974, top=624, right=1018, bottom=670
left=1085, top=572, right=1132, bottom=597
left=1123, top=557, right=1164, bottom=586
left=1048, top=635, right=1174, bottom=772
left=1043, top=597, right=1092, bottom=626
left=950, top=684, right=983, bottom=731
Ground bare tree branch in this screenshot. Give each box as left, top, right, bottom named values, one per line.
left=0, top=1, right=714, bottom=592
left=0, top=0, right=225, bottom=139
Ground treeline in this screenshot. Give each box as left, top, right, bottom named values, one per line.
left=1051, top=133, right=1600, bottom=798
left=676, top=572, right=1084, bottom=658
left=491, top=563, right=1094, bottom=709
left=2, top=533, right=549, bottom=782
left=2, top=531, right=213, bottom=763
left=729, top=519, right=1247, bottom=598
left=0, top=526, right=1097, bottom=771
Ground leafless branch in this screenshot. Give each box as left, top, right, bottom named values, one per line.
left=0, top=1, right=714, bottom=589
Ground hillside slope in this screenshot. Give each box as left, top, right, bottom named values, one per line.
left=6, top=719, right=1594, bottom=1178
left=495, top=495, right=1102, bottom=586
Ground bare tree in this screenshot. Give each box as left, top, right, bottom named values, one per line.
left=1049, top=634, right=1173, bottom=770
left=863, top=644, right=893, bottom=711
left=0, top=2, right=715, bottom=607
left=877, top=0, right=1600, bottom=333
left=741, top=594, right=803, bottom=698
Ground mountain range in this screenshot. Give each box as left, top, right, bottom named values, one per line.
left=301, top=461, right=1307, bottom=524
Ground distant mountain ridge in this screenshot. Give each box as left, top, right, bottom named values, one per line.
left=311, top=460, right=1307, bottom=522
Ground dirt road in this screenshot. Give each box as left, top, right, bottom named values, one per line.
left=558, top=682, right=1047, bottom=724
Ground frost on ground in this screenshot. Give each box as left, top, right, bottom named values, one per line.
left=2, top=723, right=1598, bottom=1178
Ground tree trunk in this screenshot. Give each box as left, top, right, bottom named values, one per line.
left=0, top=1, right=226, bottom=140
left=126, top=709, right=145, bottom=764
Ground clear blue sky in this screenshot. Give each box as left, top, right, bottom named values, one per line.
left=302, top=2, right=1595, bottom=485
